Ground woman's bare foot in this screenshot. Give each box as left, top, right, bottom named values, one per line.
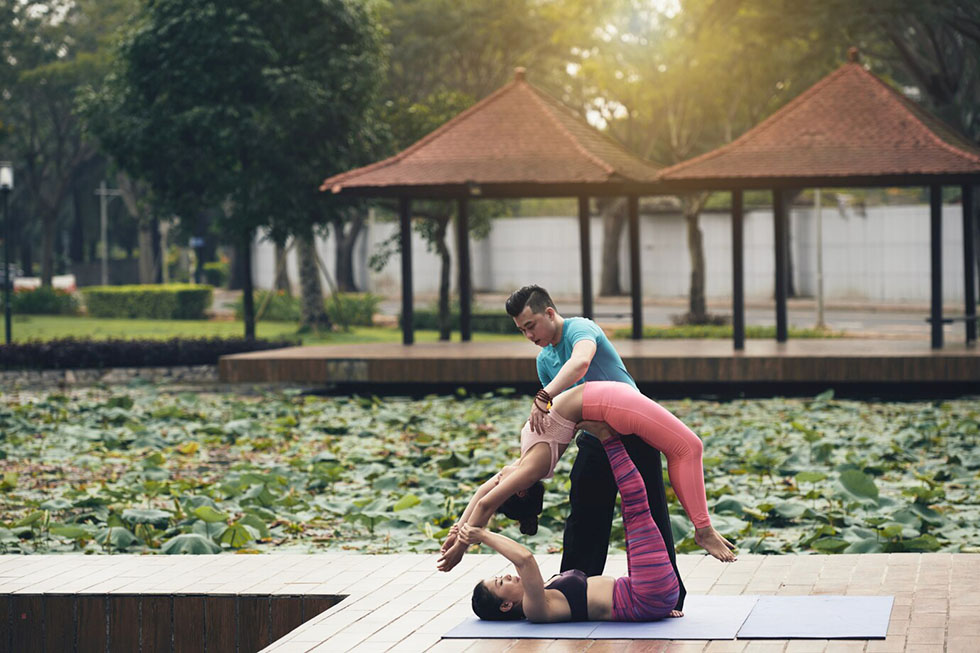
left=668, top=609, right=684, bottom=618
left=576, top=420, right=618, bottom=442
left=695, top=526, right=737, bottom=562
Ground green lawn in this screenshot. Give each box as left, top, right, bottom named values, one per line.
left=12, top=315, right=524, bottom=344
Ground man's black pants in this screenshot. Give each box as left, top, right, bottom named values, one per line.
left=560, top=431, right=686, bottom=611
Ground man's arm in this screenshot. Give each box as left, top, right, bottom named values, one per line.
left=530, top=339, right=596, bottom=433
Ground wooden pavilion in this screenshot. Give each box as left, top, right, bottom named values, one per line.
left=322, top=68, right=661, bottom=343
left=657, top=51, right=980, bottom=349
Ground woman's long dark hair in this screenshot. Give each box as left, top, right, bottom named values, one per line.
left=497, top=481, right=544, bottom=535
left=472, top=580, right=525, bottom=620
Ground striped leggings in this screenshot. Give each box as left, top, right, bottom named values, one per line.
left=604, top=434, right=680, bottom=621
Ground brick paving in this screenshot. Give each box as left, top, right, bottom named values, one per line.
left=1, top=552, right=974, bottom=652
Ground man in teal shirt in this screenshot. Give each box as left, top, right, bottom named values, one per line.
left=507, top=284, right=685, bottom=615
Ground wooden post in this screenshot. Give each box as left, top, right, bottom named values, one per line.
left=578, top=196, right=593, bottom=319
left=962, top=184, right=976, bottom=344
left=732, top=190, right=745, bottom=350
left=399, top=197, right=414, bottom=345
left=628, top=195, right=642, bottom=339
left=456, top=197, right=472, bottom=341
left=930, top=184, right=943, bottom=349
left=773, top=189, right=788, bottom=342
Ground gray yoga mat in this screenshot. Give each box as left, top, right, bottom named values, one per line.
left=736, top=595, right=894, bottom=639
left=443, top=594, right=894, bottom=640
left=443, top=594, right=758, bottom=640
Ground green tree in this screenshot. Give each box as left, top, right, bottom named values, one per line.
left=0, top=0, right=129, bottom=286
left=577, top=0, right=838, bottom=319
left=85, top=0, right=385, bottom=336
left=378, top=0, right=605, bottom=337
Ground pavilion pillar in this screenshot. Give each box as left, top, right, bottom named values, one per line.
left=628, top=195, right=642, bottom=339
left=731, top=190, right=745, bottom=350
left=399, top=197, right=414, bottom=345
left=773, top=189, right=789, bottom=342
left=456, top=197, right=472, bottom=342
left=578, top=196, right=593, bottom=320
left=962, top=184, right=977, bottom=344
left=930, top=185, right=943, bottom=349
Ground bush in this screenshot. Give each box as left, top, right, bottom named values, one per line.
left=403, top=309, right=515, bottom=334
left=326, top=293, right=381, bottom=327
left=612, top=324, right=844, bottom=339
left=82, top=284, right=213, bottom=320
left=1, top=287, right=80, bottom=315
left=203, top=261, right=229, bottom=287
left=235, top=291, right=381, bottom=326
left=0, top=336, right=297, bottom=370
left=234, top=290, right=301, bottom=322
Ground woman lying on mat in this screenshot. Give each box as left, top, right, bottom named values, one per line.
left=464, top=425, right=706, bottom=622
left=437, top=381, right=735, bottom=574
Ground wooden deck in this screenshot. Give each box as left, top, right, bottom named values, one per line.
left=0, top=552, right=975, bottom=652
left=218, top=340, right=980, bottom=386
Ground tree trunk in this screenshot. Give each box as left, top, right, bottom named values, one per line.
left=20, top=240, right=33, bottom=278
left=138, top=223, right=157, bottom=284
left=333, top=213, right=365, bottom=292
left=227, top=244, right=245, bottom=290
left=683, top=195, right=708, bottom=322
left=69, top=181, right=85, bottom=264
left=241, top=229, right=255, bottom=340
left=297, top=224, right=330, bottom=330
left=599, top=197, right=627, bottom=296
left=40, top=209, right=57, bottom=287
left=274, top=239, right=292, bottom=295
left=434, top=215, right=452, bottom=341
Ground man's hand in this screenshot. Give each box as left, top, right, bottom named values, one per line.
left=529, top=400, right=549, bottom=434
left=440, top=523, right=460, bottom=553
left=459, top=522, right=485, bottom=545
left=436, top=540, right=466, bottom=572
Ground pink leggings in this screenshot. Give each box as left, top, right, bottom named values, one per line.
left=582, top=381, right=711, bottom=529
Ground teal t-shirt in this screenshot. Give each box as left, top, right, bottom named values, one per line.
left=536, top=317, right=636, bottom=390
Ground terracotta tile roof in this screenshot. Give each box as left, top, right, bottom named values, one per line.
left=659, top=62, right=980, bottom=183
left=322, top=70, right=661, bottom=195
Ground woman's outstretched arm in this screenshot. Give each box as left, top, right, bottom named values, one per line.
left=459, top=524, right=548, bottom=621
left=437, top=444, right=551, bottom=572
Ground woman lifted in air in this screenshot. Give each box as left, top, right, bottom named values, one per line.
left=438, top=381, right=735, bottom=585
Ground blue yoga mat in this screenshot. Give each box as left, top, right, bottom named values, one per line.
left=444, top=594, right=758, bottom=640
left=736, top=595, right=894, bottom=639
left=443, top=594, right=894, bottom=640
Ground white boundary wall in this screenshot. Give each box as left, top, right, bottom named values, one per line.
left=252, top=203, right=971, bottom=303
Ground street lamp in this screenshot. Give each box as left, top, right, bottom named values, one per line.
left=0, top=162, right=12, bottom=344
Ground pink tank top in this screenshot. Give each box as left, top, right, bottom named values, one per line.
left=520, top=411, right=576, bottom=479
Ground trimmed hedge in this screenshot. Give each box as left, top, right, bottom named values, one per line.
left=234, top=291, right=381, bottom=326
left=82, top=284, right=214, bottom=320
left=0, top=337, right=297, bottom=370
left=612, top=325, right=844, bottom=339
left=1, top=287, right=80, bottom=315
left=402, top=310, right=515, bottom=334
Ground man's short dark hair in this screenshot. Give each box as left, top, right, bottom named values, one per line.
left=472, top=580, right=525, bottom=620
left=505, top=285, right=556, bottom=317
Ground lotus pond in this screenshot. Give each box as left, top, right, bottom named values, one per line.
left=0, top=384, right=977, bottom=556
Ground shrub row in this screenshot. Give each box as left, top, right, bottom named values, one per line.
left=0, top=287, right=80, bottom=315
left=402, top=310, right=516, bottom=334
left=234, top=291, right=381, bottom=327
left=612, top=325, right=843, bottom=339
left=81, top=284, right=213, bottom=320
left=0, top=337, right=297, bottom=370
